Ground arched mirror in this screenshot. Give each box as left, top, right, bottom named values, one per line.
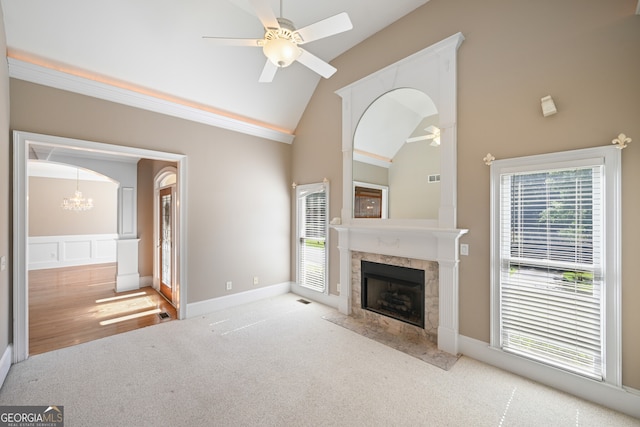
left=353, top=88, right=440, bottom=220
left=336, top=32, right=464, bottom=229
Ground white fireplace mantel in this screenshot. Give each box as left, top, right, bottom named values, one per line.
left=332, top=224, right=467, bottom=355
left=333, top=33, right=466, bottom=356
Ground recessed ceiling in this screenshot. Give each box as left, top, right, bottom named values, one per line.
left=1, top=0, right=430, bottom=135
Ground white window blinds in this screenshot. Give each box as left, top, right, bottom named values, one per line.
left=498, top=163, right=604, bottom=379
left=296, top=183, right=328, bottom=293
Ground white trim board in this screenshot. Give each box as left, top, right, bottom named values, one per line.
left=186, top=281, right=340, bottom=319
left=290, top=282, right=340, bottom=310
left=186, top=282, right=291, bottom=318
left=0, top=345, right=11, bottom=390
left=458, top=335, right=640, bottom=419
left=7, top=58, right=295, bottom=145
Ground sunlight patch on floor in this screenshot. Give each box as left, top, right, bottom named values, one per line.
left=94, top=296, right=156, bottom=319
left=95, top=291, right=147, bottom=303
left=99, top=308, right=162, bottom=326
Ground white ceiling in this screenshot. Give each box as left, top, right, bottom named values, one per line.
left=28, top=161, right=114, bottom=182
left=1, top=0, right=430, bottom=135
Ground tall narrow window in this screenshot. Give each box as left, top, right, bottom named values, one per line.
left=296, top=182, right=329, bottom=293
left=491, top=147, right=620, bottom=384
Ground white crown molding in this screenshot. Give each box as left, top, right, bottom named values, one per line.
left=8, top=58, right=295, bottom=144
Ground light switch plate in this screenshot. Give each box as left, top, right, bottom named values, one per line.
left=0, top=256, right=6, bottom=271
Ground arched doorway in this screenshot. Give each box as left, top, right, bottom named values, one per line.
left=154, top=167, right=178, bottom=305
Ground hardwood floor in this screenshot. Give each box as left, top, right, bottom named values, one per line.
left=29, top=263, right=176, bottom=355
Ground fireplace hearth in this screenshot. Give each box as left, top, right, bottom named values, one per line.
left=361, top=261, right=425, bottom=328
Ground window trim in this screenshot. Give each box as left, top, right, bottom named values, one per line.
left=295, top=181, right=330, bottom=294
left=490, top=146, right=621, bottom=387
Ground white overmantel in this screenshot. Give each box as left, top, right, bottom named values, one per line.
left=333, top=33, right=467, bottom=355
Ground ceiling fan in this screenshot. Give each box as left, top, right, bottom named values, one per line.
left=203, top=0, right=353, bottom=82
left=406, top=125, right=441, bottom=146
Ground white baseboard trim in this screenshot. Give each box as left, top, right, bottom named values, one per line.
left=290, top=282, right=340, bottom=309
left=116, top=273, right=140, bottom=292
left=139, top=275, right=153, bottom=287
left=624, top=385, right=640, bottom=396
left=186, top=282, right=291, bottom=318
left=458, top=334, right=640, bottom=419
left=0, top=344, right=12, bottom=390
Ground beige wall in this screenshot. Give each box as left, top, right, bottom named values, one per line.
left=137, top=159, right=176, bottom=277
left=353, top=161, right=388, bottom=187
left=389, top=142, right=440, bottom=219
left=10, top=79, right=293, bottom=304
left=28, top=177, right=118, bottom=236
left=292, top=0, right=640, bottom=388
left=0, top=4, right=10, bottom=361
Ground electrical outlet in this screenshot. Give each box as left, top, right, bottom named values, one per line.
left=226, top=281, right=232, bottom=290
left=0, top=256, right=5, bottom=272
left=460, top=244, right=469, bottom=256
left=337, top=282, right=341, bottom=293
left=253, top=276, right=259, bottom=285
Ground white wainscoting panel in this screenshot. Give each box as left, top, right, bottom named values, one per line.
left=28, top=234, right=118, bottom=270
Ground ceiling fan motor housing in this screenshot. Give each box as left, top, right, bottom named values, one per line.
left=263, top=17, right=302, bottom=67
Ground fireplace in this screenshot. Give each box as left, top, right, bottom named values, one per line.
left=361, top=261, right=425, bottom=328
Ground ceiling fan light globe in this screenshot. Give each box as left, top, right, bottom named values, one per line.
left=263, top=38, right=301, bottom=68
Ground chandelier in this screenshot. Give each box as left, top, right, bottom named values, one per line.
left=62, top=168, right=93, bottom=211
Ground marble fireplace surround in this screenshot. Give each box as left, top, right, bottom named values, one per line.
left=352, top=251, right=439, bottom=340
left=333, top=225, right=467, bottom=355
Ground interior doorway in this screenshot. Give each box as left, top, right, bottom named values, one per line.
left=13, top=130, right=188, bottom=363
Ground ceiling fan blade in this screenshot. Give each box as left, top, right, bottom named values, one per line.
left=249, top=0, right=279, bottom=29
left=424, top=125, right=440, bottom=134
left=406, top=135, right=429, bottom=143
left=202, top=37, right=263, bottom=47
left=258, top=59, right=278, bottom=83
left=296, top=48, right=336, bottom=79
left=295, top=12, right=353, bottom=44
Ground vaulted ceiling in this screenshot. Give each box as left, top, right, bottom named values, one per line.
left=1, top=0, right=430, bottom=141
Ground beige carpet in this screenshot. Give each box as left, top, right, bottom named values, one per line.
left=1, top=293, right=638, bottom=426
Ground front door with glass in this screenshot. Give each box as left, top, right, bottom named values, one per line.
left=159, top=187, right=173, bottom=302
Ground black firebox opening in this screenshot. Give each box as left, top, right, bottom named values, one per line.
left=361, top=261, right=425, bottom=328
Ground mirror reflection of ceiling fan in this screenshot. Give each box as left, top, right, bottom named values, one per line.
left=203, top=0, right=353, bottom=83
left=406, top=125, right=441, bottom=146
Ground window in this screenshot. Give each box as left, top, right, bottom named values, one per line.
left=296, top=182, right=329, bottom=293
left=491, top=147, right=621, bottom=385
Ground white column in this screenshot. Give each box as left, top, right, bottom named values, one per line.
left=118, top=186, right=137, bottom=238
left=116, top=238, right=140, bottom=292
left=437, top=260, right=460, bottom=355
left=333, top=226, right=352, bottom=315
